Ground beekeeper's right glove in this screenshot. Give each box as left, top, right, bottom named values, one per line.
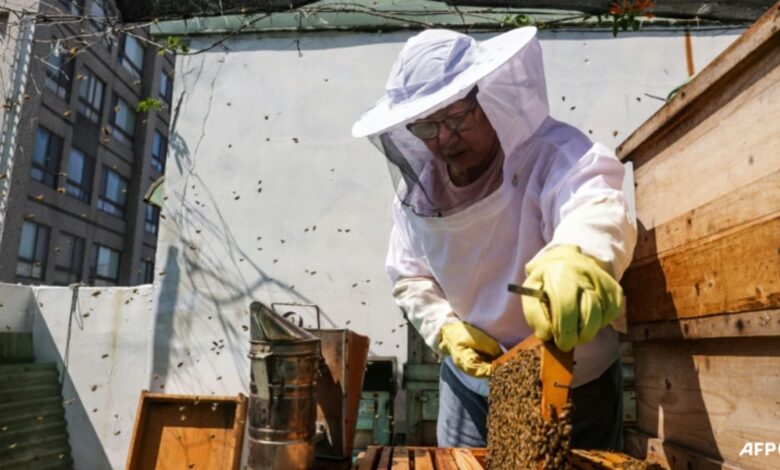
left=522, top=244, right=625, bottom=353
left=438, top=321, right=502, bottom=378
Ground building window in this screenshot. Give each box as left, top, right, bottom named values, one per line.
left=110, top=95, right=136, bottom=146
left=119, top=35, right=145, bottom=80
left=31, top=127, right=63, bottom=188
left=77, top=68, right=104, bottom=123
left=16, top=221, right=50, bottom=280
left=91, top=244, right=120, bottom=286
left=88, top=0, right=108, bottom=33
left=151, top=130, right=166, bottom=172
left=44, top=43, right=73, bottom=100
left=54, top=232, right=85, bottom=285
left=59, top=0, right=84, bottom=15
left=144, top=203, right=159, bottom=235
left=65, top=148, right=94, bottom=203
left=139, top=258, right=154, bottom=284
left=159, top=71, right=172, bottom=105
left=97, top=168, right=128, bottom=218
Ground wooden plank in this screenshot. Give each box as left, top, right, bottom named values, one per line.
left=433, top=448, right=459, bottom=470
left=468, top=448, right=487, bottom=469
left=617, top=2, right=780, bottom=160
left=125, top=390, right=151, bottom=470
left=627, top=309, right=780, bottom=342
left=634, top=338, right=780, bottom=469
left=391, top=447, right=410, bottom=470
left=229, top=394, right=247, bottom=470
left=377, top=447, right=393, bottom=470
left=630, top=42, right=780, bottom=230
left=451, top=448, right=484, bottom=470
left=412, top=448, right=435, bottom=470
left=571, top=449, right=637, bottom=469
left=633, top=169, right=780, bottom=263
left=493, top=335, right=573, bottom=422
left=623, top=216, right=780, bottom=323
left=540, top=341, right=573, bottom=421
left=357, top=447, right=380, bottom=470
left=625, top=429, right=741, bottom=470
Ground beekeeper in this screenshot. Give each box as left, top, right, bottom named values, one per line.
left=352, top=27, right=637, bottom=450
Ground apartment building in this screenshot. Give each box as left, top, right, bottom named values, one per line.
left=0, top=0, right=173, bottom=286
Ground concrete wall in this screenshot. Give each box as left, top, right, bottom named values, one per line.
left=0, top=281, right=251, bottom=469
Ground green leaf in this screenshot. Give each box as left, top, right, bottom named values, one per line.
left=164, top=36, right=190, bottom=54
left=136, top=97, right=165, bottom=113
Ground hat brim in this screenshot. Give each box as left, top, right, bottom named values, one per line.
left=352, top=27, right=537, bottom=138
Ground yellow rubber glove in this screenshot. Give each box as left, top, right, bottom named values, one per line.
left=522, top=244, right=625, bottom=352
left=438, top=321, right=502, bottom=378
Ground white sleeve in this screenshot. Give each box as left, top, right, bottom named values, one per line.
left=392, top=277, right=459, bottom=350
left=386, top=200, right=459, bottom=350
left=540, top=144, right=637, bottom=280
left=539, top=145, right=638, bottom=333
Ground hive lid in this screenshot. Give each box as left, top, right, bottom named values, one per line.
left=249, top=301, right=319, bottom=342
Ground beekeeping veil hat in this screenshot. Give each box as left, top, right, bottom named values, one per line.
left=352, top=27, right=550, bottom=217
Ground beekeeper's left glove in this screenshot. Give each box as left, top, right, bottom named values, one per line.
left=522, top=244, right=625, bottom=352
left=438, top=321, right=502, bottom=378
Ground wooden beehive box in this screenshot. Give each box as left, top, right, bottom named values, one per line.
left=125, top=392, right=247, bottom=470
left=616, top=3, right=780, bottom=469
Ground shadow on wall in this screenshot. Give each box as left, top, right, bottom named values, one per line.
left=148, top=84, right=342, bottom=399
left=32, top=291, right=113, bottom=470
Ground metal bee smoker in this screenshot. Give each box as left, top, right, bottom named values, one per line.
left=247, top=301, right=321, bottom=469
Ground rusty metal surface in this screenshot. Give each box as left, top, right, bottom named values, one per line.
left=313, top=329, right=369, bottom=459
left=247, top=302, right=321, bottom=470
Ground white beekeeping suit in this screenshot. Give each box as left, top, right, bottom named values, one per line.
left=352, top=27, right=637, bottom=396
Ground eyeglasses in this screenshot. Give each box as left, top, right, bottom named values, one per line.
left=406, top=99, right=479, bottom=141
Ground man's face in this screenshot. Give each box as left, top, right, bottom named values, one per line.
left=410, top=96, right=500, bottom=179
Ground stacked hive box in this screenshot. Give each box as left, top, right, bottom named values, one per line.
left=616, top=3, right=780, bottom=469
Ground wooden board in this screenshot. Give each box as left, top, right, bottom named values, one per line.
left=629, top=43, right=780, bottom=230
left=625, top=429, right=742, bottom=470
left=358, top=447, right=483, bottom=470
left=633, top=339, right=780, bottom=469
left=623, top=216, right=780, bottom=323
left=125, top=392, right=246, bottom=470
left=632, top=169, right=780, bottom=264
left=627, top=309, right=780, bottom=342
left=356, top=447, right=661, bottom=469
left=413, top=448, right=435, bottom=470
left=493, top=335, right=574, bottom=421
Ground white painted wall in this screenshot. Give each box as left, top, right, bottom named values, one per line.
left=0, top=281, right=252, bottom=469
